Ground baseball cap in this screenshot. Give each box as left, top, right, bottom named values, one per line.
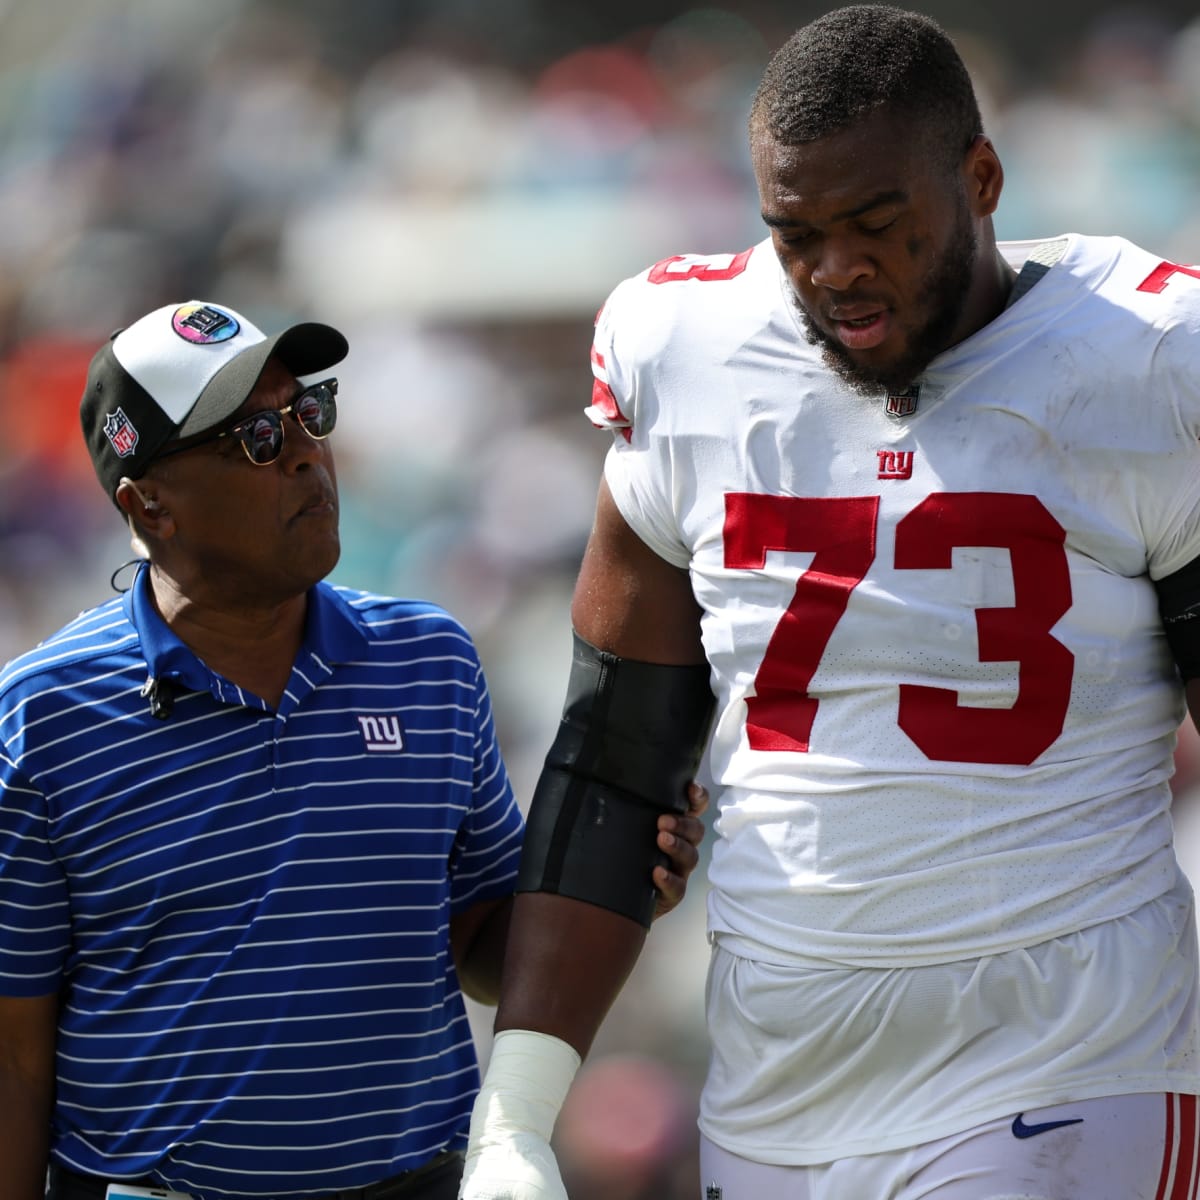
left=80, top=300, right=349, bottom=500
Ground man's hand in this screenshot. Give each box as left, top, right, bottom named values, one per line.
left=653, top=781, right=709, bottom=920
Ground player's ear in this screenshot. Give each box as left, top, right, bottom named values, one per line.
left=963, top=133, right=1003, bottom=218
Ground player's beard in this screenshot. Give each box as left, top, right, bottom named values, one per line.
left=796, top=196, right=978, bottom=398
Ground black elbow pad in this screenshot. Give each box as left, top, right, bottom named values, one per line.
left=516, top=632, right=715, bottom=928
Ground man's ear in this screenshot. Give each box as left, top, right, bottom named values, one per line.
left=117, top=476, right=158, bottom=514
left=115, top=475, right=173, bottom=541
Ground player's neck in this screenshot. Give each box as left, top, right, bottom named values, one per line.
left=960, top=242, right=1019, bottom=344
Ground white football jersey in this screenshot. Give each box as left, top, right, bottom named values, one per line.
left=588, top=233, right=1200, bottom=968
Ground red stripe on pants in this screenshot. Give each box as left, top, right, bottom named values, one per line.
left=1157, top=1094, right=1200, bottom=1200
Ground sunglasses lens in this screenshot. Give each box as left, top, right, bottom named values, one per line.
left=227, top=382, right=337, bottom=465
left=296, top=385, right=337, bottom=439
left=241, top=412, right=285, bottom=464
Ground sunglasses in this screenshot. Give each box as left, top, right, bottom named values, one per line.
left=158, top=378, right=338, bottom=466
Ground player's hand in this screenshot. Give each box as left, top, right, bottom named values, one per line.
left=653, top=781, right=709, bottom=920
left=457, top=1129, right=566, bottom=1200
left=459, top=1032, right=579, bottom=1200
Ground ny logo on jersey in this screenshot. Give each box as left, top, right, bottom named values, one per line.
left=877, top=449, right=915, bottom=480
left=357, top=714, right=406, bottom=752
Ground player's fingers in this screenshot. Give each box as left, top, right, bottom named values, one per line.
left=652, top=863, right=686, bottom=916
left=686, top=780, right=709, bottom=817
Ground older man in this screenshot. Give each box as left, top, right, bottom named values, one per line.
left=0, top=301, right=705, bottom=1200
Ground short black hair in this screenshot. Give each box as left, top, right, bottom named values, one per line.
left=750, top=5, right=983, bottom=169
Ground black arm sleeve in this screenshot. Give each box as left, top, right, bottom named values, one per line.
left=1155, top=553, right=1200, bottom=681
left=516, top=632, right=716, bottom=927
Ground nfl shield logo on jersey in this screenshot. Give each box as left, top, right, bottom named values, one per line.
left=706, top=1184, right=723, bottom=1200
left=884, top=385, right=920, bottom=418
left=103, top=408, right=139, bottom=458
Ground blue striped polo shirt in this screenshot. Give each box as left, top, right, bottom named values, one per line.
left=0, top=567, right=524, bottom=1199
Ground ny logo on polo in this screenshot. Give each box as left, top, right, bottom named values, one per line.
left=877, top=449, right=915, bottom=480
left=357, top=714, right=406, bottom=752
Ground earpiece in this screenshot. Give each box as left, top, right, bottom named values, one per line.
left=119, top=476, right=159, bottom=513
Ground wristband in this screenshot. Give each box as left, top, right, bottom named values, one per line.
left=471, top=1030, right=582, bottom=1145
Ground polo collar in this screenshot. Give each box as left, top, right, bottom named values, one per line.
left=122, top=565, right=370, bottom=699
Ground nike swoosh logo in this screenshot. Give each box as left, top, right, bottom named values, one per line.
left=1012, top=1113, right=1084, bottom=1139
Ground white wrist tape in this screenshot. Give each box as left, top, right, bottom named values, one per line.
left=472, top=1030, right=582, bottom=1145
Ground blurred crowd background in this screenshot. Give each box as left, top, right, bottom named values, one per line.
left=4, top=1, right=1200, bottom=1195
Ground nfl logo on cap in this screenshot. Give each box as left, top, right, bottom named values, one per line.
left=103, top=408, right=139, bottom=458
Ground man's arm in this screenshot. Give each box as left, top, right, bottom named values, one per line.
left=1187, top=679, right=1200, bottom=733
left=0, top=992, right=57, bottom=1200
left=450, top=780, right=706, bottom=1007
left=460, top=479, right=706, bottom=1200
left=493, top=477, right=706, bottom=1052
left=452, top=895, right=514, bottom=1007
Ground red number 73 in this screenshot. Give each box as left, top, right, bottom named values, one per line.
left=723, top=492, right=1074, bottom=765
